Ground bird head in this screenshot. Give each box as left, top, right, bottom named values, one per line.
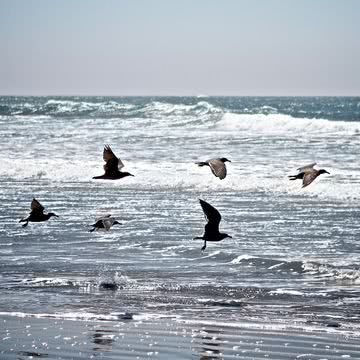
left=48, top=212, right=59, bottom=218
left=113, top=220, right=122, bottom=226
left=220, top=158, right=231, bottom=163
left=123, top=172, right=134, bottom=177
left=319, top=169, right=330, bottom=175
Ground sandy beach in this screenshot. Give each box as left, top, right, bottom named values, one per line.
left=2, top=313, right=360, bottom=359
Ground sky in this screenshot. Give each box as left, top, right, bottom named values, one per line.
left=0, top=0, right=359, bottom=96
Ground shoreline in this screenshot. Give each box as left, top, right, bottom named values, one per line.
left=1, top=313, right=360, bottom=359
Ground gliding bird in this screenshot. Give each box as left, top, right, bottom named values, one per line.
left=288, top=163, right=330, bottom=188
left=195, top=158, right=231, bottom=180
left=19, top=198, right=58, bottom=227
left=89, top=214, right=121, bottom=232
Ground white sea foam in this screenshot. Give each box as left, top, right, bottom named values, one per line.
left=0, top=311, right=121, bottom=321
left=269, top=289, right=304, bottom=296
left=20, top=277, right=90, bottom=288
left=1, top=157, right=358, bottom=202
left=43, top=99, right=137, bottom=114
left=302, top=262, right=360, bottom=281
left=136, top=100, right=222, bottom=117
left=0, top=310, right=179, bottom=322
left=230, top=254, right=256, bottom=264
left=181, top=318, right=332, bottom=334
left=217, top=113, right=360, bottom=136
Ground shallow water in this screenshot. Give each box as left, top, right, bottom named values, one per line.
left=0, top=96, right=360, bottom=358
left=2, top=316, right=360, bottom=359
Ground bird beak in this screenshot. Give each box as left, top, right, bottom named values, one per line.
left=325, top=171, right=330, bottom=174
left=228, top=235, right=232, bottom=238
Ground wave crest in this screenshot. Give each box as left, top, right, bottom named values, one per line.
left=217, top=113, right=360, bottom=135
left=0, top=99, right=223, bottom=119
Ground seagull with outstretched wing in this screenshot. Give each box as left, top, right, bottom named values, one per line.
left=289, top=163, right=330, bottom=188
left=19, top=198, right=58, bottom=227
left=193, top=199, right=232, bottom=251
left=89, top=214, right=122, bottom=232
left=195, top=158, right=231, bottom=180
left=93, top=145, right=134, bottom=180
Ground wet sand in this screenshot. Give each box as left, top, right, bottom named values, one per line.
left=2, top=314, right=360, bottom=359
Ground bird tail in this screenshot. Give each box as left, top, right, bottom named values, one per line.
left=92, top=175, right=105, bottom=180
left=288, top=175, right=298, bottom=181
left=89, top=227, right=96, bottom=233
left=193, top=236, right=204, bottom=240
left=19, top=218, right=29, bottom=227
left=195, top=162, right=208, bottom=167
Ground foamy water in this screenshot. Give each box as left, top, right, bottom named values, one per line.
left=0, top=96, right=360, bottom=358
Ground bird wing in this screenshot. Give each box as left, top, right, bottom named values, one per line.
left=103, top=145, right=124, bottom=172
left=95, top=213, right=111, bottom=221
left=199, top=199, right=221, bottom=227
left=297, top=162, right=316, bottom=172
left=92, top=219, right=104, bottom=228
left=302, top=169, right=318, bottom=188
left=208, top=159, right=227, bottom=179
left=31, top=198, right=44, bottom=214
left=102, top=218, right=113, bottom=230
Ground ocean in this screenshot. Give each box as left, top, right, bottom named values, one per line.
left=0, top=96, right=360, bottom=359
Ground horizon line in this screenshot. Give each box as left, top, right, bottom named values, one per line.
left=0, top=93, right=359, bottom=98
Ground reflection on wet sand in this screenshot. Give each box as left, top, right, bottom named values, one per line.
left=91, top=327, right=116, bottom=352
left=17, top=350, right=49, bottom=358
left=192, top=327, right=224, bottom=360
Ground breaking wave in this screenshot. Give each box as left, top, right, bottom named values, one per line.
left=0, top=98, right=223, bottom=119
left=217, top=113, right=360, bottom=136
left=1, top=97, right=360, bottom=140
left=1, top=96, right=359, bottom=124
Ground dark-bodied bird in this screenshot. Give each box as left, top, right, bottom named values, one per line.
left=195, top=158, right=231, bottom=180
left=193, top=199, right=232, bottom=251
left=93, top=145, right=134, bottom=180
left=89, top=214, right=121, bottom=232
left=288, top=163, right=330, bottom=188
left=19, top=198, right=58, bottom=227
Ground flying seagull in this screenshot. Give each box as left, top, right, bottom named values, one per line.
left=193, top=199, right=232, bottom=251
left=288, top=163, right=330, bottom=188
left=93, top=145, right=134, bottom=180
left=19, top=198, right=58, bottom=227
left=89, top=214, right=121, bottom=232
left=195, top=158, right=231, bottom=180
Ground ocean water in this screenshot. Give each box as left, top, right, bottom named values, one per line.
left=1, top=96, right=360, bottom=359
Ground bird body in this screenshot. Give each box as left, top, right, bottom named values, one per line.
left=288, top=163, right=330, bottom=188
left=89, top=214, right=121, bottom=232
left=193, top=199, right=231, bottom=251
left=19, top=198, right=58, bottom=227
left=93, top=145, right=134, bottom=180
left=195, top=157, right=231, bottom=180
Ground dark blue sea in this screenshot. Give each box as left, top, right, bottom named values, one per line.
left=1, top=96, right=360, bottom=359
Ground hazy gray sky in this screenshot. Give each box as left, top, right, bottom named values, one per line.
left=1, top=0, right=359, bottom=95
